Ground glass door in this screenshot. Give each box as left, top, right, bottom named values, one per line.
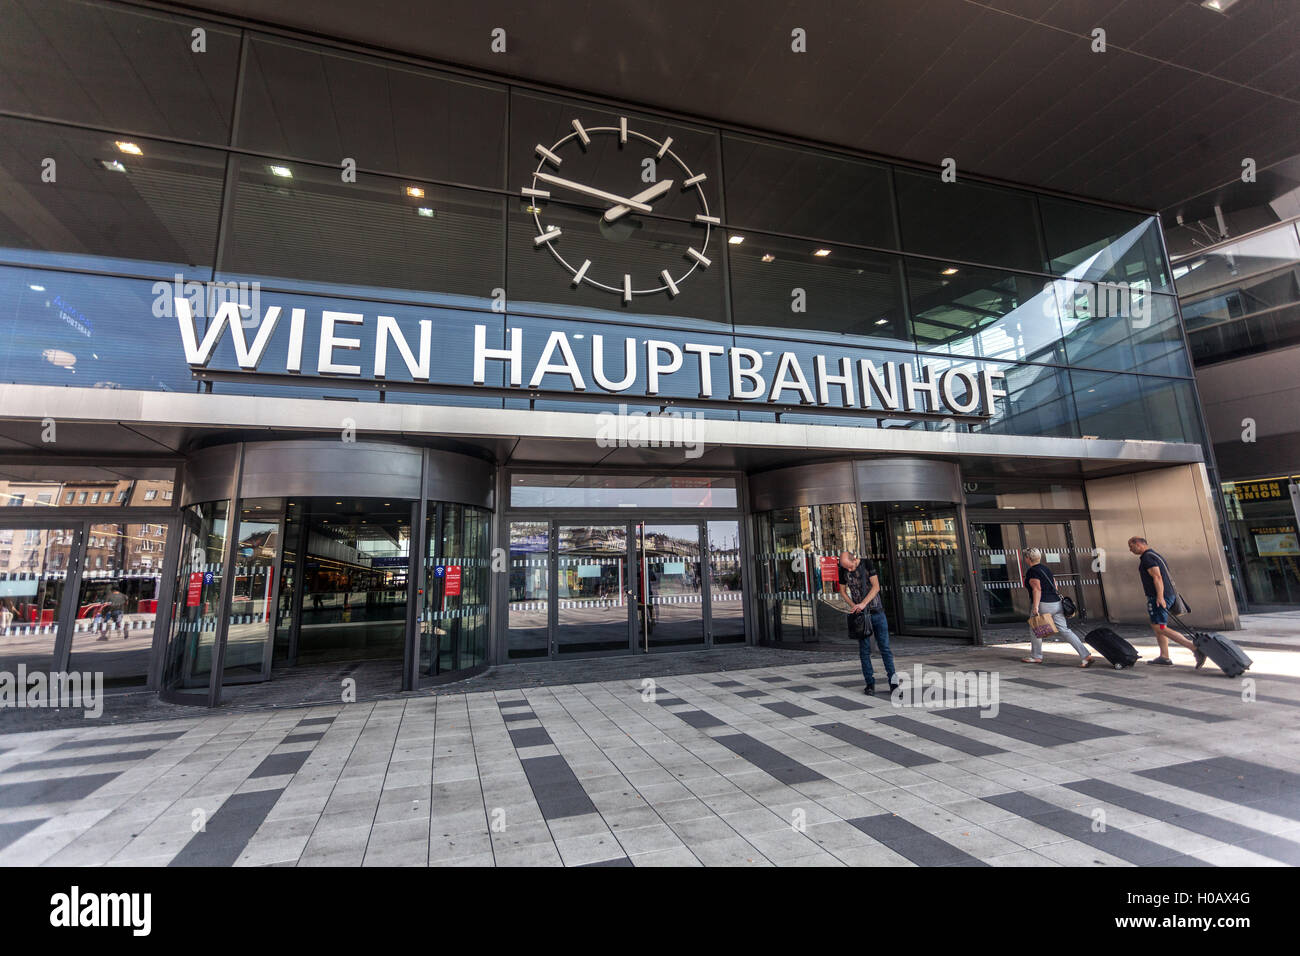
left=889, top=509, right=969, bottom=633
left=638, top=522, right=706, bottom=651
left=0, top=524, right=78, bottom=678
left=970, top=521, right=1029, bottom=624
left=706, top=520, right=745, bottom=644
left=555, top=523, right=630, bottom=656
left=1022, top=522, right=1084, bottom=617
left=223, top=501, right=283, bottom=683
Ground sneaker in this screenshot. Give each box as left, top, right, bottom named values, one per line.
left=1146, top=656, right=1174, bottom=666
left=863, top=683, right=875, bottom=695
left=1193, top=647, right=1207, bottom=669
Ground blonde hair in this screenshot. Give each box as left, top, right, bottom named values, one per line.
left=1023, top=548, right=1042, bottom=564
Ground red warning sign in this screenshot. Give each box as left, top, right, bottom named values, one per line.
left=819, top=556, right=840, bottom=586
left=445, top=565, right=462, bottom=596
left=187, top=572, right=203, bottom=607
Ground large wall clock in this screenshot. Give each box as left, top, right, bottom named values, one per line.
left=523, top=116, right=715, bottom=301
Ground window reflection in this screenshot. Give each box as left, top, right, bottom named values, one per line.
left=510, top=474, right=737, bottom=509
left=1040, top=198, right=1170, bottom=293
left=895, top=170, right=1044, bottom=274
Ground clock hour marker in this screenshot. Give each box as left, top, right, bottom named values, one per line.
left=572, top=259, right=591, bottom=285
left=535, top=144, right=562, bottom=166
left=656, top=137, right=673, bottom=159
left=661, top=270, right=679, bottom=296
left=571, top=119, right=591, bottom=146
left=687, top=247, right=711, bottom=267
left=534, top=227, right=562, bottom=246
left=619, top=116, right=628, bottom=143
left=623, top=274, right=632, bottom=302
left=521, top=187, right=550, bottom=198
left=683, top=173, right=707, bottom=187
left=694, top=214, right=720, bottom=225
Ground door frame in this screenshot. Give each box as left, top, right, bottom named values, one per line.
left=879, top=505, right=972, bottom=638
left=219, top=502, right=286, bottom=686
left=506, top=510, right=739, bottom=661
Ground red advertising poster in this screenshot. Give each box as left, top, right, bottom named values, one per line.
left=819, top=556, right=839, bottom=587
left=187, top=572, right=203, bottom=607
left=445, top=565, right=462, bottom=596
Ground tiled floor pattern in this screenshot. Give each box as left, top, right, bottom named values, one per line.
left=2, top=642, right=1299, bottom=867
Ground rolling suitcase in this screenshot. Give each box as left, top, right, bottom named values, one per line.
left=1084, top=627, right=1140, bottom=669
left=1170, top=613, right=1252, bottom=678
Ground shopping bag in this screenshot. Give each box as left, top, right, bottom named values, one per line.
left=1028, top=612, right=1058, bottom=639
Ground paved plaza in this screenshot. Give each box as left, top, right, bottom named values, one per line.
left=1, top=614, right=1298, bottom=867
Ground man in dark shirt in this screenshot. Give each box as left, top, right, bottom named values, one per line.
left=837, top=550, right=897, bottom=694
left=1128, top=536, right=1204, bottom=667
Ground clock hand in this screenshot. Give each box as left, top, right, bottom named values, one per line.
left=603, top=179, right=675, bottom=222
left=534, top=172, right=653, bottom=212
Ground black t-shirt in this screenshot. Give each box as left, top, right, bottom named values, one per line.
left=1023, top=563, right=1060, bottom=603
left=1138, top=550, right=1177, bottom=601
left=838, top=560, right=882, bottom=611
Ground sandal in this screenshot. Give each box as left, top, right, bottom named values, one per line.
left=1020, top=657, right=1043, bottom=664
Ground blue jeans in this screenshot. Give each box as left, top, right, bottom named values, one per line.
left=856, top=609, right=895, bottom=685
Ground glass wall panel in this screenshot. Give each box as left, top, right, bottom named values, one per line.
left=507, top=521, right=549, bottom=659
left=1222, top=477, right=1300, bottom=606
left=0, top=117, right=224, bottom=277
left=1059, top=283, right=1188, bottom=376
left=163, top=500, right=227, bottom=690
left=906, top=260, right=1066, bottom=364
left=895, top=170, right=1044, bottom=274
left=0, top=525, right=75, bottom=678
left=423, top=502, right=491, bottom=677
left=220, top=156, right=504, bottom=305
left=729, top=239, right=909, bottom=344
left=1070, top=371, right=1201, bottom=444
left=0, top=0, right=240, bottom=144
left=919, top=355, right=1078, bottom=439
left=639, top=523, right=704, bottom=650
left=224, top=505, right=280, bottom=680
left=69, top=520, right=168, bottom=686
left=237, top=35, right=507, bottom=189
left=964, top=480, right=1085, bottom=510
left=754, top=503, right=859, bottom=643
left=707, top=520, right=746, bottom=644
left=890, top=509, right=968, bottom=631
left=0, top=477, right=174, bottom=508
left=721, top=134, right=897, bottom=249
left=1039, top=199, right=1171, bottom=293
left=0, top=266, right=202, bottom=392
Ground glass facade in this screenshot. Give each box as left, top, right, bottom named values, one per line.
left=0, top=0, right=1201, bottom=448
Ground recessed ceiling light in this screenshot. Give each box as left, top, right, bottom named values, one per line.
left=268, top=165, right=293, bottom=178
left=99, top=159, right=126, bottom=173
left=405, top=185, right=425, bottom=198
left=942, top=267, right=959, bottom=275
left=29, top=284, right=45, bottom=292
left=1201, top=0, right=1240, bottom=12
left=761, top=254, right=775, bottom=263
left=875, top=318, right=889, bottom=326
left=728, top=235, right=744, bottom=245
left=813, top=249, right=831, bottom=257
left=416, top=207, right=435, bottom=218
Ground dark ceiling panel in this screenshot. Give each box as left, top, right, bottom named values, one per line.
left=176, top=0, right=1300, bottom=212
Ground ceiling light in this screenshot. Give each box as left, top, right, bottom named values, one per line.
left=405, top=185, right=425, bottom=198
left=29, top=284, right=45, bottom=292
left=115, top=141, right=142, bottom=156
left=43, top=349, right=76, bottom=368
left=268, top=165, right=293, bottom=178
left=99, top=159, right=126, bottom=173
left=728, top=235, right=744, bottom=245
left=416, top=207, right=435, bottom=218
left=942, top=267, right=959, bottom=275
left=1201, top=0, right=1241, bottom=12
left=761, top=254, right=775, bottom=263
left=813, top=249, right=831, bottom=257
left=875, top=319, right=889, bottom=326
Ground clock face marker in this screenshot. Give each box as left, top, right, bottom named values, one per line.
left=694, top=214, right=720, bottom=225
left=619, top=116, right=628, bottom=143
left=534, top=227, right=562, bottom=246
left=522, top=187, right=550, bottom=198
left=683, top=173, right=707, bottom=187
left=535, top=144, right=562, bottom=166
left=661, top=270, right=679, bottom=296
left=572, top=259, right=592, bottom=285
left=571, top=119, right=591, bottom=146
left=656, top=137, right=673, bottom=159
left=623, top=274, right=632, bottom=303
left=687, top=247, right=711, bottom=267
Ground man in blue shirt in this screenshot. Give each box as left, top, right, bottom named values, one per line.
left=1127, top=536, right=1205, bottom=667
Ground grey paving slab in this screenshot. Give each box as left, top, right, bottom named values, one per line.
left=712, top=733, right=827, bottom=786
left=169, top=788, right=284, bottom=867
left=813, top=722, right=937, bottom=768
left=1080, top=693, right=1231, bottom=722
left=847, top=813, right=988, bottom=867
left=0, top=772, right=121, bottom=809
left=874, top=715, right=1006, bottom=757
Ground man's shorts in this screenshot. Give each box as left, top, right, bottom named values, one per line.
left=1147, top=597, right=1169, bottom=626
